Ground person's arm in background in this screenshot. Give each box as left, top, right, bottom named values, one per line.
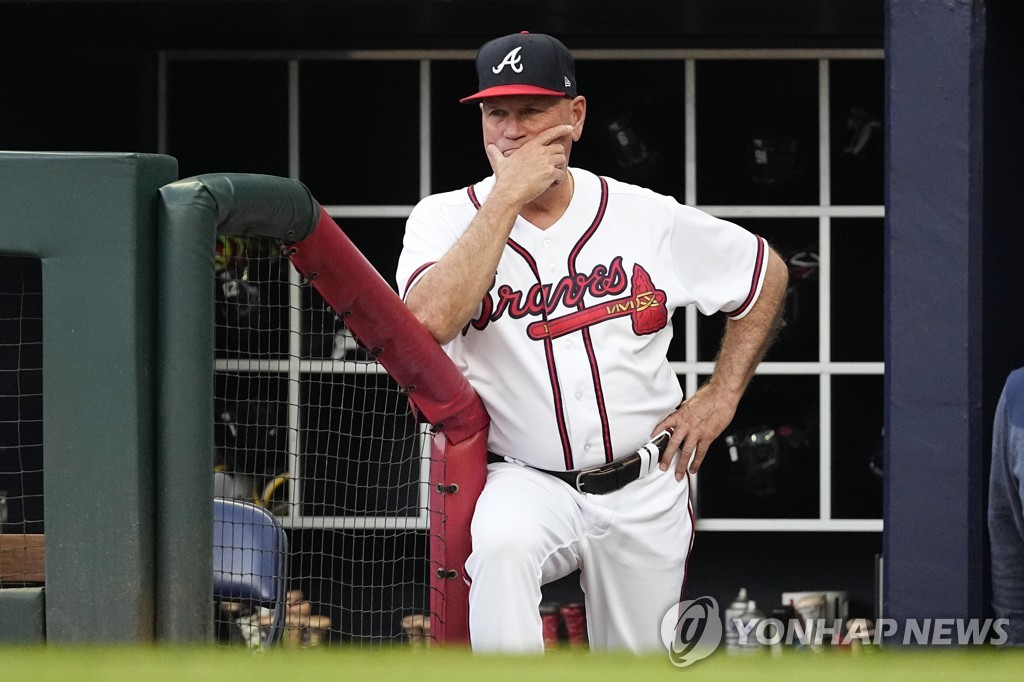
left=989, top=368, right=1024, bottom=645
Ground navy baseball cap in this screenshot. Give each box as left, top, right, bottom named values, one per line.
left=460, top=31, right=577, bottom=103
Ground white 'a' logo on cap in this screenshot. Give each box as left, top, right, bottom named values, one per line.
left=492, top=47, right=524, bottom=74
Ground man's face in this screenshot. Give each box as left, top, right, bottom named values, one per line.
left=479, top=95, right=583, bottom=159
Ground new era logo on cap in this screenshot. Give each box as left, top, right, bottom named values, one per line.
left=460, top=31, right=577, bottom=103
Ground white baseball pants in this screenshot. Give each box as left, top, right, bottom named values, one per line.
left=465, top=459, right=693, bottom=653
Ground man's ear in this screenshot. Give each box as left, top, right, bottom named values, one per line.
left=570, top=96, right=587, bottom=141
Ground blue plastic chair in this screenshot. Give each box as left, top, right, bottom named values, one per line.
left=213, top=497, right=288, bottom=647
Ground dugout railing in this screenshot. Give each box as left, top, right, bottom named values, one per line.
left=160, top=172, right=490, bottom=645
left=0, top=154, right=487, bottom=645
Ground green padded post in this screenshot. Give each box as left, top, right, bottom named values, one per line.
left=154, top=173, right=315, bottom=642
left=0, top=152, right=178, bottom=642
left=154, top=179, right=217, bottom=643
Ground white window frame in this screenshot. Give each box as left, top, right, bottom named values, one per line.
left=159, top=47, right=884, bottom=532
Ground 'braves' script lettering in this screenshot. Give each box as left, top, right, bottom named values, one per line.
left=470, top=257, right=628, bottom=331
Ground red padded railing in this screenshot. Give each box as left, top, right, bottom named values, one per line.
left=288, top=206, right=488, bottom=645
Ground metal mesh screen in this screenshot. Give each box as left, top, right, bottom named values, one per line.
left=212, top=237, right=431, bottom=648
left=0, top=255, right=44, bottom=586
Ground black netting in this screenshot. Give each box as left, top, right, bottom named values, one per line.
left=0, top=255, right=44, bottom=585
left=213, top=239, right=433, bottom=648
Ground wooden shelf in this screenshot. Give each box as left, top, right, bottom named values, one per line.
left=0, top=534, right=45, bottom=584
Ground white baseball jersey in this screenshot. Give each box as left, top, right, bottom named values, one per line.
left=397, top=167, right=767, bottom=472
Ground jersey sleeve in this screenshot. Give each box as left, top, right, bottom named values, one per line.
left=395, top=194, right=464, bottom=301
left=669, top=204, right=769, bottom=319
left=989, top=368, right=1024, bottom=643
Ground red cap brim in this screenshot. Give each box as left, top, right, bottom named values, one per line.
left=459, top=84, right=568, bottom=103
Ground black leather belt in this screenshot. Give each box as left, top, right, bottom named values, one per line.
left=486, top=430, right=673, bottom=496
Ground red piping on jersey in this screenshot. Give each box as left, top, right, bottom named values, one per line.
left=680, top=474, right=696, bottom=602
left=725, top=235, right=766, bottom=319
left=566, top=176, right=614, bottom=463
left=468, top=182, right=574, bottom=468
left=403, top=261, right=437, bottom=299
left=506, top=237, right=575, bottom=469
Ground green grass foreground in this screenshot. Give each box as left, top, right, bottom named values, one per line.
left=2, top=644, right=1024, bottom=681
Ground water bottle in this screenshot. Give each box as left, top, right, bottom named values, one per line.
left=724, top=588, right=749, bottom=650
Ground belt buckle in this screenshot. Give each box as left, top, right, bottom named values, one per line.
left=575, top=458, right=627, bottom=495
left=571, top=435, right=666, bottom=495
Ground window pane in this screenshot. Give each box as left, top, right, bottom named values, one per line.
left=831, top=218, right=883, bottom=361
left=696, top=60, right=818, bottom=205
left=571, top=59, right=686, bottom=200
left=696, top=374, right=819, bottom=519
left=698, top=218, right=819, bottom=362
left=299, top=372, right=421, bottom=517
left=831, top=375, right=883, bottom=519
left=300, top=61, right=420, bottom=205
left=341, top=217, right=407, bottom=293
left=214, top=372, right=290, bottom=509
left=665, top=308, right=688, bottom=362
left=167, top=60, right=289, bottom=179
left=214, top=238, right=289, bottom=359
left=830, top=60, right=884, bottom=206
left=430, top=60, right=491, bottom=193
left=300, top=217, right=406, bottom=358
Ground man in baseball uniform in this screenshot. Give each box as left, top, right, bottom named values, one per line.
left=397, top=31, right=788, bottom=653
